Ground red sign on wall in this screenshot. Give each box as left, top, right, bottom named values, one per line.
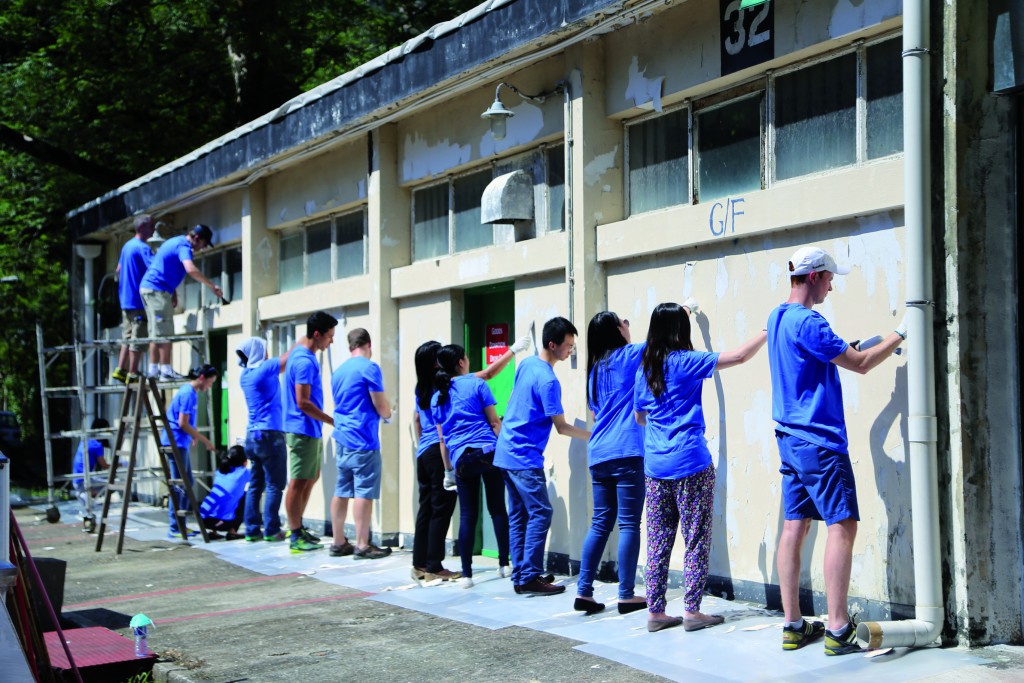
left=485, top=322, right=509, bottom=364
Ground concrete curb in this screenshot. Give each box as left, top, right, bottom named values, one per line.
left=153, top=661, right=203, bottom=683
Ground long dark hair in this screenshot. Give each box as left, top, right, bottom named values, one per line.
left=640, top=303, right=693, bottom=399
left=415, top=341, right=442, bottom=410
left=433, top=344, right=464, bottom=406
left=586, top=311, right=628, bottom=409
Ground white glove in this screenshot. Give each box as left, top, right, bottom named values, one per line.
left=895, top=318, right=907, bottom=340
left=510, top=334, right=531, bottom=355
left=382, top=416, right=392, bottom=424
left=443, top=469, right=457, bottom=491
left=683, top=297, right=699, bottom=315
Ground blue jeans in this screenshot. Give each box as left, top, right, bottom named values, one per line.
left=577, top=456, right=645, bottom=600
left=244, top=430, right=288, bottom=537
left=503, top=467, right=552, bottom=586
left=455, top=448, right=509, bottom=578
left=167, top=448, right=193, bottom=534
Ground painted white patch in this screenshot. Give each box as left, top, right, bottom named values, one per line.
left=682, top=261, right=696, bottom=299
left=624, top=56, right=664, bottom=112
left=847, top=216, right=904, bottom=314
left=828, top=0, right=902, bottom=39
left=357, top=179, right=367, bottom=199
left=256, top=237, right=273, bottom=275
left=479, top=101, right=546, bottom=157
left=381, top=235, right=399, bottom=247
left=646, top=285, right=658, bottom=313
left=593, top=211, right=604, bottom=222
left=838, top=366, right=860, bottom=414
left=743, top=390, right=775, bottom=472
left=304, top=200, right=317, bottom=217
left=278, top=208, right=289, bottom=222
left=584, top=147, right=619, bottom=187
left=402, top=133, right=471, bottom=183
left=602, top=184, right=612, bottom=193
left=458, top=253, right=491, bottom=280
left=715, top=257, right=729, bottom=300
left=767, top=262, right=783, bottom=292
left=734, top=309, right=748, bottom=346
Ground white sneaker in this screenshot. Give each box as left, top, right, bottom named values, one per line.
left=498, top=565, right=512, bottom=578
left=159, top=369, right=187, bottom=381
left=459, top=576, right=474, bottom=589
left=146, top=367, right=159, bottom=379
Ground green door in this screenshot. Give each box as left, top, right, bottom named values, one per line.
left=463, top=283, right=515, bottom=558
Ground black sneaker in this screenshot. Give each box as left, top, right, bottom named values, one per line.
left=825, top=621, right=863, bottom=656
left=301, top=527, right=321, bottom=543
left=353, top=543, right=391, bottom=560
left=783, top=619, right=826, bottom=650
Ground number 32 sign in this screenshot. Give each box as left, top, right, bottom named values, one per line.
left=720, top=0, right=774, bottom=76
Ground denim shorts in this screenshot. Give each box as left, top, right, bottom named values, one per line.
left=334, top=444, right=382, bottom=499
left=777, top=431, right=859, bottom=525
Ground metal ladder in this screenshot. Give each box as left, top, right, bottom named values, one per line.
left=35, top=324, right=217, bottom=521
left=95, top=377, right=210, bottom=553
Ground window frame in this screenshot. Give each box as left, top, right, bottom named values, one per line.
left=278, top=206, right=369, bottom=292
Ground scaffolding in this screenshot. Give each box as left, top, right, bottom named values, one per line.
left=35, top=324, right=216, bottom=523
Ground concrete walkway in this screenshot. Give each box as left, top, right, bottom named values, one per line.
left=17, top=502, right=1024, bottom=682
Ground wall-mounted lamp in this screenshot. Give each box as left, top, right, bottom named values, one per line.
left=147, top=221, right=168, bottom=250
left=481, top=81, right=567, bottom=141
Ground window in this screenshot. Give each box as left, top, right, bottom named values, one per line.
left=225, top=248, right=243, bottom=302
left=453, top=169, right=493, bottom=253
left=278, top=209, right=367, bottom=292
left=547, top=145, right=565, bottom=232
left=183, top=258, right=202, bottom=310
left=775, top=53, right=857, bottom=180
left=306, top=221, right=332, bottom=285
left=628, top=107, right=689, bottom=214
left=335, top=211, right=366, bottom=279
left=866, top=38, right=903, bottom=159
left=624, top=35, right=903, bottom=214
left=279, top=234, right=304, bottom=293
left=697, top=94, right=763, bottom=201
left=413, top=183, right=449, bottom=260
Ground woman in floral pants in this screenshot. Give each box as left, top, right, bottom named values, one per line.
left=634, top=302, right=766, bottom=632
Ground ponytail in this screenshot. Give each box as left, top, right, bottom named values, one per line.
left=433, top=344, right=465, bottom=406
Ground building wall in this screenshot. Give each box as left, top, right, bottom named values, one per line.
left=79, top=0, right=1024, bottom=643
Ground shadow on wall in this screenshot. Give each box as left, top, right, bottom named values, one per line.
left=546, top=418, right=590, bottom=575
left=869, top=364, right=914, bottom=619
left=693, top=309, right=735, bottom=600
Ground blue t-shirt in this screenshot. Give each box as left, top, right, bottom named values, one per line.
left=241, top=360, right=283, bottom=432
left=415, top=395, right=441, bottom=457
left=494, top=356, right=563, bottom=470
left=162, top=383, right=198, bottom=450
left=199, top=466, right=251, bottom=521
left=633, top=350, right=719, bottom=480
left=431, top=375, right=497, bottom=467
left=331, top=356, right=385, bottom=450
left=117, top=238, right=152, bottom=310
left=767, top=303, right=850, bottom=454
left=588, top=343, right=645, bottom=467
left=140, top=235, right=193, bottom=293
left=284, top=347, right=324, bottom=438
left=72, top=440, right=104, bottom=486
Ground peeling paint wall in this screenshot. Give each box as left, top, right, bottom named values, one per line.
left=265, top=139, right=367, bottom=230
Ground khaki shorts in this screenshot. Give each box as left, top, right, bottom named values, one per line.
left=140, top=288, right=174, bottom=337
left=121, top=309, right=148, bottom=351
left=287, top=433, right=322, bottom=480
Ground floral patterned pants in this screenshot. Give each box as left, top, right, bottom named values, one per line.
left=644, top=465, right=716, bottom=614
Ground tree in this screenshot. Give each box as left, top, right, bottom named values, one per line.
left=0, top=0, right=480, bottom=481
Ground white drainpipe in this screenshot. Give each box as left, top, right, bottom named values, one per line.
left=856, top=0, right=943, bottom=649
left=75, top=243, right=102, bottom=427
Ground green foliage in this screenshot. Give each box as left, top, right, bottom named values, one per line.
left=0, top=0, right=479, bottom=479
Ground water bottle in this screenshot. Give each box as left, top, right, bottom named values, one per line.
left=130, top=613, right=154, bottom=658
left=133, top=625, right=148, bottom=657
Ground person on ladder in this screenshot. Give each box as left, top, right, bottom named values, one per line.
left=163, top=364, right=219, bottom=540
left=73, top=417, right=110, bottom=530
left=138, top=224, right=222, bottom=381
left=111, top=215, right=155, bottom=384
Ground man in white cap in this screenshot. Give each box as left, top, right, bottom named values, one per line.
left=767, top=245, right=905, bottom=655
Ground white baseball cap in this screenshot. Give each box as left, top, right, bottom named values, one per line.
left=788, top=246, right=850, bottom=276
